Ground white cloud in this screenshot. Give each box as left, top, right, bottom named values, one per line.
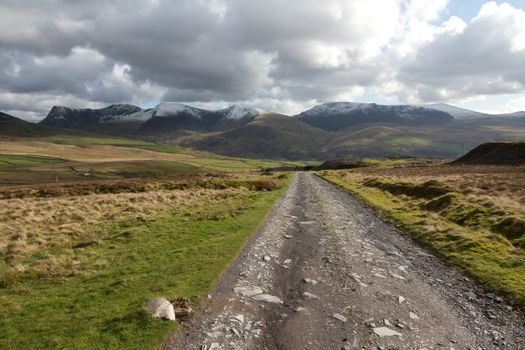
left=1, top=0, right=525, bottom=121
left=390, top=1, right=525, bottom=103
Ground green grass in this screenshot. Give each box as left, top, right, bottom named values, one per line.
left=319, top=171, right=525, bottom=311
left=125, top=144, right=184, bottom=154
left=0, top=178, right=290, bottom=349
left=179, top=157, right=301, bottom=172
left=83, top=160, right=203, bottom=178
left=0, top=154, right=67, bottom=171
left=41, top=135, right=153, bottom=146
left=0, top=134, right=309, bottom=185
left=362, top=158, right=447, bottom=168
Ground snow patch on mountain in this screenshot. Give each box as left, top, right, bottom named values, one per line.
left=47, top=106, right=79, bottom=120
left=223, top=105, right=264, bottom=120
left=423, top=103, right=485, bottom=119
left=155, top=103, right=201, bottom=118
left=301, top=102, right=374, bottom=116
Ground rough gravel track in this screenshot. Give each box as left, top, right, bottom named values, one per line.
left=163, top=172, right=525, bottom=350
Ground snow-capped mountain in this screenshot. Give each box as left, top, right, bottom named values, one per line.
left=20, top=99, right=525, bottom=159
left=41, top=104, right=148, bottom=131
left=40, top=103, right=265, bottom=134
left=296, top=102, right=454, bottom=131
left=154, top=103, right=203, bottom=119
left=220, top=105, right=265, bottom=120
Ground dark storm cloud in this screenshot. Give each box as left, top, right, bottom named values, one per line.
left=1, top=0, right=525, bottom=120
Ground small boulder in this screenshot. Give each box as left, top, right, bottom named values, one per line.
left=146, top=297, right=176, bottom=321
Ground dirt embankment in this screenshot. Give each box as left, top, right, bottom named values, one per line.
left=454, top=142, right=525, bottom=165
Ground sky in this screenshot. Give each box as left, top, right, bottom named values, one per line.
left=1, top=0, right=525, bottom=122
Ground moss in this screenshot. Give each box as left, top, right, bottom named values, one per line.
left=422, top=193, right=460, bottom=211
left=494, top=216, right=525, bottom=240
left=363, top=178, right=451, bottom=199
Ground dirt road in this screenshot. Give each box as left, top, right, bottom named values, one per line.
left=164, top=172, right=525, bottom=350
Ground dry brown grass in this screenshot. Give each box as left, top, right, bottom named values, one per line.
left=0, top=183, right=251, bottom=269
left=0, top=171, right=287, bottom=276
left=0, top=139, right=193, bottom=163
left=341, top=165, right=525, bottom=213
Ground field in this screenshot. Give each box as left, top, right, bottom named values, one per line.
left=0, top=134, right=301, bottom=349
left=320, top=165, right=525, bottom=310
left=0, top=135, right=305, bottom=185
left=0, top=172, right=290, bottom=349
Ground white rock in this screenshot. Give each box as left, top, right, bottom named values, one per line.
left=263, top=255, right=271, bottom=262
left=398, top=296, right=405, bottom=304
left=234, top=286, right=263, bottom=297
left=284, top=234, right=292, bottom=239
left=333, top=313, right=347, bottom=322
left=409, top=312, right=419, bottom=320
left=372, top=273, right=387, bottom=279
left=384, top=319, right=393, bottom=327
left=252, top=294, right=283, bottom=304
left=209, top=343, right=220, bottom=350
left=283, top=259, right=292, bottom=264
left=373, top=327, right=402, bottom=337
left=146, top=297, right=176, bottom=321
left=302, top=292, right=319, bottom=300
left=295, top=307, right=307, bottom=312
left=303, top=278, right=318, bottom=285
left=391, top=273, right=406, bottom=280
left=299, top=221, right=315, bottom=225
left=232, top=314, right=244, bottom=324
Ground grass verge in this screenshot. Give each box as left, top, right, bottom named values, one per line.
left=0, top=175, right=290, bottom=349
left=318, top=170, right=525, bottom=312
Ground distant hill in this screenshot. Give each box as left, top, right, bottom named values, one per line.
left=296, top=102, right=454, bottom=131
left=184, top=113, right=330, bottom=160
left=32, top=101, right=525, bottom=160
left=0, top=111, right=67, bottom=137
left=453, top=142, right=525, bottom=165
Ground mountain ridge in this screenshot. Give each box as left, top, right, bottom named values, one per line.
left=3, top=101, right=525, bottom=160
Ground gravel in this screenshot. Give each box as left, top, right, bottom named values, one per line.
left=163, top=172, right=525, bottom=350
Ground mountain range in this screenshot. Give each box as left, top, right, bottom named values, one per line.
left=5, top=101, right=525, bottom=160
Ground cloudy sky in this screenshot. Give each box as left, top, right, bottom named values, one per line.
left=1, top=0, right=525, bottom=121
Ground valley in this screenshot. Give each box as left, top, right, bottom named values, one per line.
left=4, top=1, right=525, bottom=349
left=1, top=106, right=525, bottom=349
left=0, top=135, right=303, bottom=185
left=33, top=101, right=525, bottom=160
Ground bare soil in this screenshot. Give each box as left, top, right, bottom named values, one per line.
left=163, top=172, right=525, bottom=349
